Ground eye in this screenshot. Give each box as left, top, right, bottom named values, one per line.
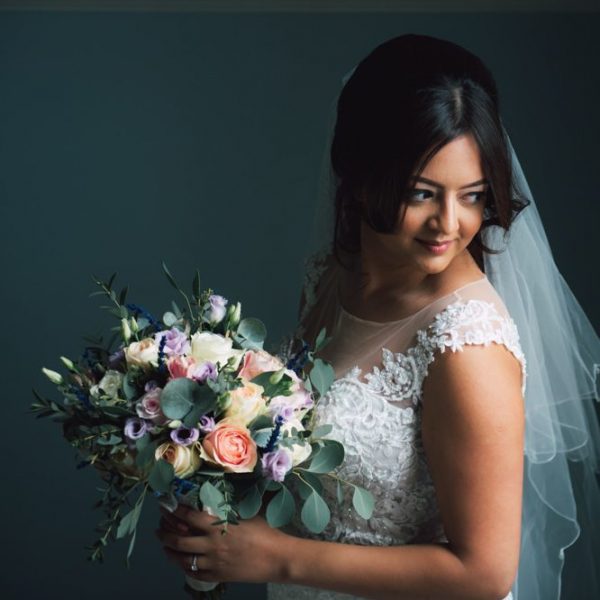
left=406, top=188, right=433, bottom=203
left=463, top=191, right=487, bottom=204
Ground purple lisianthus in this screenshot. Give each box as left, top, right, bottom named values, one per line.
left=124, top=417, right=148, bottom=440
left=267, top=397, right=296, bottom=422
left=261, top=448, right=293, bottom=482
left=108, top=348, right=125, bottom=370
left=144, top=379, right=158, bottom=392
left=198, top=414, right=216, bottom=433
left=154, top=327, right=191, bottom=357
left=170, top=426, right=200, bottom=446
left=189, top=360, right=218, bottom=383
left=204, top=294, right=228, bottom=325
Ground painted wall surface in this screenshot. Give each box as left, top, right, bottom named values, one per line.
left=1, top=8, right=598, bottom=599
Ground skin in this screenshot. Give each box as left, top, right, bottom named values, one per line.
left=156, top=133, right=525, bottom=599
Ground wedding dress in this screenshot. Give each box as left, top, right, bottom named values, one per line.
left=268, top=245, right=525, bottom=600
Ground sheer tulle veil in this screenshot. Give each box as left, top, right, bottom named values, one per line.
left=301, top=61, right=600, bottom=599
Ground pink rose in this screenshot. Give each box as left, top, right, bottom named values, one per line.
left=135, top=387, right=168, bottom=424
left=238, top=349, right=284, bottom=380
left=198, top=419, right=257, bottom=473
left=167, top=355, right=197, bottom=379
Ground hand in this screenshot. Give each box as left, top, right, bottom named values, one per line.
left=156, top=504, right=292, bottom=585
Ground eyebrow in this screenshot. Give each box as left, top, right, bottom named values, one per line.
left=410, top=176, right=489, bottom=189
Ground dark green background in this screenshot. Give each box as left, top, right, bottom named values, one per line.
left=2, top=7, right=598, bottom=599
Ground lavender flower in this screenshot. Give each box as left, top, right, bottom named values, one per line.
left=170, top=426, right=200, bottom=446
left=124, top=417, right=148, bottom=440
left=198, top=415, right=216, bottom=433
left=261, top=448, right=293, bottom=482
left=203, top=294, right=228, bottom=325
left=189, top=360, right=217, bottom=383
left=154, top=327, right=191, bottom=357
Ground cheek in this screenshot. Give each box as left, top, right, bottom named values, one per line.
left=395, top=206, right=424, bottom=236
left=460, top=208, right=484, bottom=240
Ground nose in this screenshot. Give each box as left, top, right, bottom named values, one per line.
left=430, top=194, right=459, bottom=235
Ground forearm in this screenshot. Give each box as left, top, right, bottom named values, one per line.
left=278, top=535, right=503, bottom=600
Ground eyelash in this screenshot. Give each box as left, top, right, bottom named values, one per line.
left=407, top=189, right=487, bottom=204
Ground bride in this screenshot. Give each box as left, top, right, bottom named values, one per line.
left=156, top=34, right=600, bottom=600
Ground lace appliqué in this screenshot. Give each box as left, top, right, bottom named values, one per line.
left=363, top=299, right=527, bottom=402
left=297, top=245, right=331, bottom=339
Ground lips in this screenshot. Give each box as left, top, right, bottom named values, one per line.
left=416, top=238, right=454, bottom=254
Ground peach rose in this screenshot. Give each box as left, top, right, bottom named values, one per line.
left=224, top=379, right=268, bottom=426
left=237, top=349, right=284, bottom=380
left=198, top=419, right=257, bottom=473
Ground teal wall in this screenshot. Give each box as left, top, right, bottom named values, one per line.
left=2, top=9, right=598, bottom=599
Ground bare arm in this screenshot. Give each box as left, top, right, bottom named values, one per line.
left=277, top=343, right=525, bottom=600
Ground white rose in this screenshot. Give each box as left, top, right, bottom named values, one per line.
left=124, top=338, right=159, bottom=369
left=190, top=331, right=245, bottom=370
left=90, top=369, right=123, bottom=399
left=281, top=419, right=312, bottom=466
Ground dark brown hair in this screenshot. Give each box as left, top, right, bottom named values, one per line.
left=330, top=33, right=529, bottom=271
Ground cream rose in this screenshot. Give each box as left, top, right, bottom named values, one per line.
left=190, top=331, right=245, bottom=370
left=124, top=338, right=159, bottom=369
left=224, top=379, right=268, bottom=426
left=198, top=419, right=257, bottom=473
left=237, top=349, right=284, bottom=380
left=89, top=369, right=123, bottom=400
left=155, top=442, right=201, bottom=478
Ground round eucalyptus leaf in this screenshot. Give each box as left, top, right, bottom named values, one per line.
left=266, top=485, right=296, bottom=528
left=300, top=490, right=330, bottom=534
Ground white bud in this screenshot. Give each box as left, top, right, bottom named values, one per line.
left=168, top=419, right=183, bottom=429
left=121, top=318, right=132, bottom=342
left=42, top=367, right=63, bottom=385
left=129, top=316, right=139, bottom=333
left=59, top=356, right=75, bottom=371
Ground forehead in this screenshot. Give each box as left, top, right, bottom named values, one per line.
left=416, top=134, right=484, bottom=185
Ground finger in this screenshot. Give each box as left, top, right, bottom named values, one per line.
left=155, top=529, right=210, bottom=554
left=159, top=515, right=189, bottom=535
left=159, top=510, right=190, bottom=534
left=162, top=547, right=215, bottom=580
left=173, top=504, right=223, bottom=531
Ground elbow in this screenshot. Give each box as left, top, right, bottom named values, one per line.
left=471, top=568, right=516, bottom=600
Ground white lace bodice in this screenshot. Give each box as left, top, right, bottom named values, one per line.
left=268, top=249, right=525, bottom=600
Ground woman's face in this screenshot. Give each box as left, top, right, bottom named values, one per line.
left=389, top=133, right=488, bottom=275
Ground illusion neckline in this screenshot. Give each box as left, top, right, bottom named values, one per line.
left=335, top=275, right=488, bottom=326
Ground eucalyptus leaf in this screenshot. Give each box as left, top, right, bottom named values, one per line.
left=251, top=427, right=273, bottom=448
left=116, top=507, right=137, bottom=539
left=122, top=373, right=138, bottom=400
left=237, top=318, right=267, bottom=346
left=311, top=424, right=333, bottom=439
left=135, top=439, right=159, bottom=469
left=266, top=485, right=296, bottom=528
left=163, top=311, right=178, bottom=327
left=199, top=481, right=227, bottom=520
left=309, top=359, right=335, bottom=398
left=314, top=327, right=328, bottom=351
left=96, top=434, right=122, bottom=446
left=162, top=261, right=179, bottom=291
left=248, top=414, right=273, bottom=432
left=192, top=270, right=201, bottom=301
left=237, top=484, right=263, bottom=519
left=352, top=486, right=375, bottom=519
left=148, top=459, right=174, bottom=493
left=160, top=378, right=214, bottom=420
left=306, top=440, right=344, bottom=473
left=300, top=490, right=330, bottom=534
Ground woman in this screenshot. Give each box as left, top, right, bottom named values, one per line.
left=157, top=34, right=600, bottom=600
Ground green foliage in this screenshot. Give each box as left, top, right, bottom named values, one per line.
left=148, top=459, right=174, bottom=494
left=306, top=440, right=344, bottom=473
left=300, top=490, right=330, bottom=534
left=352, top=486, right=375, bottom=520
left=266, top=484, right=296, bottom=528
left=235, top=317, right=267, bottom=350
left=309, top=358, right=335, bottom=398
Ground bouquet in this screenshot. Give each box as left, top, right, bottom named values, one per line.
left=31, top=263, right=375, bottom=598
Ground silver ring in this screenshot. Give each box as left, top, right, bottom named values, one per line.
left=190, top=554, right=199, bottom=572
